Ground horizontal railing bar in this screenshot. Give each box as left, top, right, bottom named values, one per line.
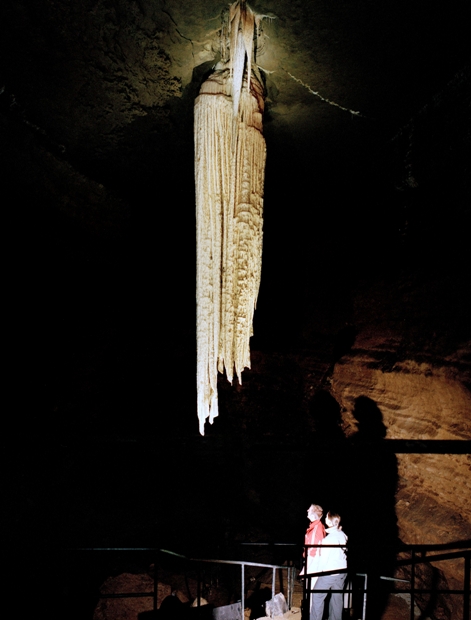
left=304, top=568, right=348, bottom=577
left=191, top=558, right=290, bottom=570
left=397, top=541, right=471, bottom=551
left=372, top=439, right=471, bottom=454
left=305, top=589, right=468, bottom=595
left=305, top=543, right=471, bottom=551
left=396, top=550, right=471, bottom=564
left=70, top=547, right=168, bottom=551
left=55, top=438, right=471, bottom=453
left=68, top=542, right=470, bottom=553
left=380, top=589, right=468, bottom=595
left=98, top=592, right=154, bottom=599
left=241, top=542, right=297, bottom=546
left=305, top=544, right=348, bottom=548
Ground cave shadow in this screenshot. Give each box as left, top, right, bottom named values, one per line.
left=415, top=563, right=440, bottom=620
left=300, top=393, right=399, bottom=620
left=308, top=389, right=346, bottom=444
left=400, top=543, right=471, bottom=620
left=245, top=584, right=273, bottom=620
left=344, top=396, right=399, bottom=620
left=139, top=595, right=214, bottom=619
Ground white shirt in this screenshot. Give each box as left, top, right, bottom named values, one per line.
left=312, top=526, right=348, bottom=574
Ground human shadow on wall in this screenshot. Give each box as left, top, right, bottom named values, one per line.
left=309, top=390, right=346, bottom=446
left=298, top=391, right=399, bottom=619
left=299, top=390, right=349, bottom=527
left=345, top=396, right=399, bottom=619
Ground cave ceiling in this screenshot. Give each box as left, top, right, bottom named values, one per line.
left=2, top=0, right=469, bottom=187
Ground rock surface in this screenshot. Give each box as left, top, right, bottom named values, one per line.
left=93, top=573, right=171, bottom=620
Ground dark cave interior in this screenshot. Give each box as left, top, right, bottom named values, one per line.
left=1, top=1, right=470, bottom=618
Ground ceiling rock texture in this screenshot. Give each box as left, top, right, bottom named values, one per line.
left=2, top=1, right=470, bottom=619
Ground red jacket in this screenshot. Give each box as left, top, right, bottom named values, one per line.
left=305, top=519, right=326, bottom=568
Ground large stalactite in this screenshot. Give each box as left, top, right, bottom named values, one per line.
left=195, top=1, right=266, bottom=434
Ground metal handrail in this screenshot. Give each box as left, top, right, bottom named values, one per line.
left=71, top=542, right=470, bottom=620
left=191, top=556, right=295, bottom=618
left=74, top=547, right=295, bottom=620
left=301, top=543, right=471, bottom=620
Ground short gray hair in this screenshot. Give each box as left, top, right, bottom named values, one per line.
left=310, top=504, right=323, bottom=517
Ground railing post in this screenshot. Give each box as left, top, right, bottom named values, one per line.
left=362, top=574, right=367, bottom=620
left=241, top=563, right=245, bottom=620
left=301, top=573, right=307, bottom=620
left=153, top=551, right=158, bottom=611
left=288, top=565, right=293, bottom=609
left=197, top=564, right=201, bottom=607
left=410, top=549, right=415, bottom=620
left=464, top=551, right=470, bottom=620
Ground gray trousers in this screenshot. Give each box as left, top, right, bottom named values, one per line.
left=310, top=573, right=346, bottom=620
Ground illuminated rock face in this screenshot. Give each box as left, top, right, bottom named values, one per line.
left=331, top=332, right=471, bottom=541
left=330, top=331, right=471, bottom=618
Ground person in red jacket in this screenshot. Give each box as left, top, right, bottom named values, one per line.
left=300, top=504, right=326, bottom=577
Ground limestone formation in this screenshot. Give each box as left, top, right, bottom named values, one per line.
left=195, top=2, right=266, bottom=434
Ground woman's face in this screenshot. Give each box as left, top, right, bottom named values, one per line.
left=325, top=515, right=333, bottom=527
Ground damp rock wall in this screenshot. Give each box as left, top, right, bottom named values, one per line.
left=330, top=330, right=471, bottom=618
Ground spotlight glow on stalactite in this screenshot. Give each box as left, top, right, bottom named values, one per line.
left=195, top=1, right=267, bottom=435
